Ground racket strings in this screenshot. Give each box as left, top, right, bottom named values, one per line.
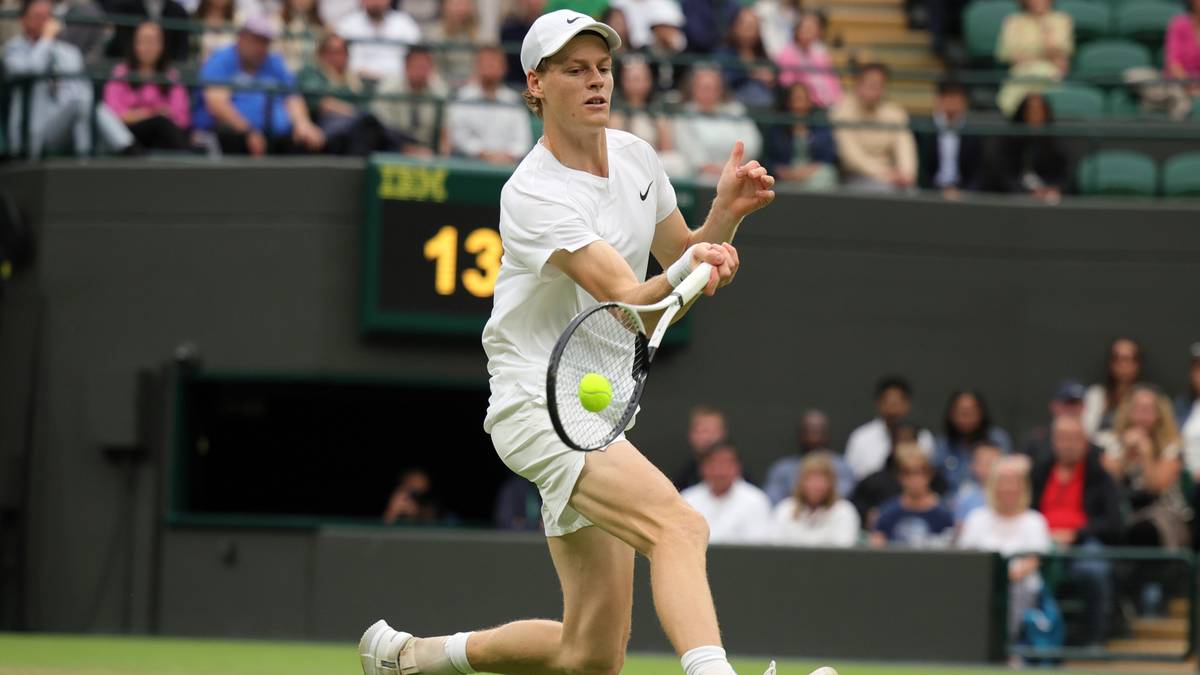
left=553, top=305, right=647, bottom=449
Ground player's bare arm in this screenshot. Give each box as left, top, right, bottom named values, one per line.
left=548, top=239, right=734, bottom=307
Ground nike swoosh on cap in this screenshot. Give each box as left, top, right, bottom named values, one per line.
left=566, top=16, right=582, bottom=23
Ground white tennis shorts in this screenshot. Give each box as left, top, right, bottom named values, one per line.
left=489, top=400, right=630, bottom=537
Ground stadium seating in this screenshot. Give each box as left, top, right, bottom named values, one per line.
left=1077, top=150, right=1158, bottom=195
left=964, top=0, right=1020, bottom=61
left=1161, top=153, right=1200, bottom=197
left=1105, top=86, right=1142, bottom=117
left=1043, top=82, right=1107, bottom=119
left=1074, top=39, right=1154, bottom=82
left=1114, top=1, right=1180, bottom=46
left=1058, top=0, right=1112, bottom=42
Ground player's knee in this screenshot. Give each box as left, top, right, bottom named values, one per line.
left=648, top=499, right=708, bottom=555
left=559, top=648, right=624, bottom=675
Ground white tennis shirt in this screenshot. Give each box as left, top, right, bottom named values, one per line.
left=482, top=128, right=677, bottom=431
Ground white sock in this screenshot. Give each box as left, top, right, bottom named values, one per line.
left=681, top=645, right=737, bottom=675
left=444, top=631, right=476, bottom=674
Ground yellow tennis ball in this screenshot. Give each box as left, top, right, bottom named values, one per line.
left=578, top=373, right=613, bottom=413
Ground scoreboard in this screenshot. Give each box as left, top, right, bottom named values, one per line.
left=361, top=154, right=697, bottom=336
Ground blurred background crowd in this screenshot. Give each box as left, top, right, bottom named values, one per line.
left=2, top=0, right=1200, bottom=196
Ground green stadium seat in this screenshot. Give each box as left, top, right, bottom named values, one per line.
left=1074, top=39, right=1154, bottom=82
left=1105, top=86, right=1142, bottom=117
left=1162, top=153, right=1200, bottom=196
left=1077, top=150, right=1158, bottom=195
left=1044, top=82, right=1107, bottom=118
left=964, top=0, right=1020, bottom=60
left=1114, top=1, right=1179, bottom=45
left=1058, top=0, right=1112, bottom=41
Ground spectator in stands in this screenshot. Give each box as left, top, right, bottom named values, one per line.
left=383, top=467, right=441, bottom=523
left=681, top=442, right=773, bottom=544
left=845, top=375, right=936, bottom=479
left=1164, top=0, right=1200, bottom=102
left=1177, top=344, right=1200, bottom=479
left=830, top=63, right=917, bottom=193
left=917, top=79, right=983, bottom=197
left=673, top=405, right=728, bottom=490
left=259, top=0, right=325, bottom=74
left=642, top=0, right=687, bottom=96
left=926, top=0, right=967, bottom=60
left=753, top=0, right=800, bottom=59
left=1100, top=385, right=1189, bottom=549
left=852, top=420, right=949, bottom=527
left=869, top=442, right=955, bottom=548
left=298, top=32, right=407, bottom=155
left=957, top=455, right=1052, bottom=638
left=52, top=0, right=106, bottom=64
left=499, top=0, right=545, bottom=84
left=600, top=5, right=630, bottom=46
left=337, top=0, right=421, bottom=84
left=5, top=0, right=135, bottom=157
left=194, top=16, right=325, bottom=155
left=994, top=0, right=1073, bottom=117
left=673, top=64, right=762, bottom=181
left=713, top=7, right=774, bottom=109
left=679, top=0, right=738, bottom=55
left=765, top=82, right=837, bottom=191
left=372, top=45, right=446, bottom=154
left=1031, top=414, right=1122, bottom=646
left=1083, top=337, right=1144, bottom=438
left=934, top=389, right=1013, bottom=491
left=193, top=0, right=235, bottom=62
left=442, top=44, right=531, bottom=163
left=774, top=10, right=842, bottom=110
left=608, top=55, right=686, bottom=175
left=106, top=0, right=190, bottom=62
left=993, top=93, right=1068, bottom=203
left=771, top=452, right=861, bottom=547
left=103, top=21, right=191, bottom=150
left=1021, top=378, right=1088, bottom=467
left=764, top=409, right=855, bottom=505
left=951, top=440, right=1003, bottom=523
left=426, top=0, right=482, bottom=88
left=494, top=474, right=542, bottom=531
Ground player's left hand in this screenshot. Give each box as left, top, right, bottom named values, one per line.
left=714, top=140, right=776, bottom=220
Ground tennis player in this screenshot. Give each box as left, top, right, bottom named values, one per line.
left=360, top=10, right=835, bottom=675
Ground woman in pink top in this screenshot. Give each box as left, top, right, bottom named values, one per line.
left=103, top=21, right=191, bottom=150
left=1165, top=0, right=1200, bottom=98
left=773, top=10, right=843, bottom=109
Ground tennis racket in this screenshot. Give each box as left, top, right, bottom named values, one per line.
left=546, top=262, right=714, bottom=452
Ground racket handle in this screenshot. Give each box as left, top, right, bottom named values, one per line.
left=673, top=262, right=713, bottom=305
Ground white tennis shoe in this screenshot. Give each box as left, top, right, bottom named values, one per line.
left=358, top=619, right=414, bottom=675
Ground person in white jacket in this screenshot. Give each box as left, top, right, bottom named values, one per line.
left=681, top=442, right=773, bottom=544
left=673, top=64, right=762, bottom=182
left=772, top=452, right=860, bottom=547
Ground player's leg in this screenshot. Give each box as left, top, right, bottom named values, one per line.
left=465, top=525, right=635, bottom=675
left=360, top=524, right=634, bottom=675
left=568, top=440, right=727, bottom=669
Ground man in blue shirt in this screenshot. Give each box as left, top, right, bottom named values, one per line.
left=194, top=15, right=325, bottom=155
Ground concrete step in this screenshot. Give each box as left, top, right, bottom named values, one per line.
left=825, top=6, right=909, bottom=28
left=833, top=27, right=933, bottom=48
left=831, top=47, right=943, bottom=70
left=1168, top=597, right=1190, bottom=618
left=1104, top=638, right=1189, bottom=656
left=810, top=0, right=905, bottom=8
left=1065, top=660, right=1196, bottom=672
left=1132, top=617, right=1190, bottom=641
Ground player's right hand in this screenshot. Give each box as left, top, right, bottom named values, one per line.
left=689, top=242, right=739, bottom=296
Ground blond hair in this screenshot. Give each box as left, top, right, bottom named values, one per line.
left=985, top=455, right=1032, bottom=514
left=893, top=441, right=931, bottom=473
left=791, top=452, right=839, bottom=514
left=1113, top=384, right=1182, bottom=458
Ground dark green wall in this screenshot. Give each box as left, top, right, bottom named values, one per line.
left=1, top=159, right=1199, bottom=638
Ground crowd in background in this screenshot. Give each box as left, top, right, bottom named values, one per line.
left=3, top=0, right=1200, bottom=195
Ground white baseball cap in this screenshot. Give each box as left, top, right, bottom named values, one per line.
left=520, top=9, right=622, bottom=75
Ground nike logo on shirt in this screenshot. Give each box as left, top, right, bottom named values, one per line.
left=639, top=180, right=653, bottom=201
left=566, top=16, right=582, bottom=23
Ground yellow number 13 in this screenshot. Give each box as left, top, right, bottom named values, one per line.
left=423, top=225, right=502, bottom=298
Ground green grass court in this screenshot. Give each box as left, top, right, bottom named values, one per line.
left=0, top=634, right=1145, bottom=675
